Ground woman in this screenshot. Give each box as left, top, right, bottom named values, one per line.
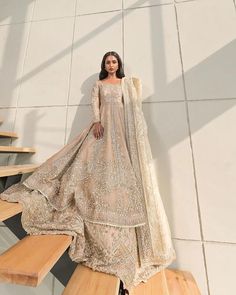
left=0, top=51, right=176, bottom=293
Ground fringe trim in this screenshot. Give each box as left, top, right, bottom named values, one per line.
left=82, top=217, right=146, bottom=228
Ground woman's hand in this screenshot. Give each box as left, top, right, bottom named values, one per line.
left=93, top=122, right=104, bottom=140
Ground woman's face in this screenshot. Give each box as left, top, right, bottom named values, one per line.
left=104, top=55, right=119, bottom=75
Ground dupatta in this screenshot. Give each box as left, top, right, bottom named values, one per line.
left=122, top=76, right=176, bottom=265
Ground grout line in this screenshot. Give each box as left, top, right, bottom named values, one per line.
left=13, top=0, right=36, bottom=121
left=32, top=0, right=37, bottom=21
left=121, top=0, right=125, bottom=67
left=0, top=0, right=210, bottom=28
left=52, top=275, right=55, bottom=295
left=63, top=0, right=78, bottom=145
left=123, top=1, right=172, bottom=11
left=173, top=5, right=187, bottom=102
left=174, top=9, right=205, bottom=245
left=32, top=16, right=75, bottom=24
left=173, top=237, right=236, bottom=245
left=1, top=96, right=236, bottom=111
left=141, top=97, right=236, bottom=102
left=205, top=240, right=236, bottom=245
left=174, top=3, right=211, bottom=295
left=174, top=0, right=200, bottom=4
left=0, top=105, right=89, bottom=110
left=0, top=15, right=75, bottom=27
left=0, top=10, right=121, bottom=27
left=0, top=1, right=174, bottom=28
left=76, top=8, right=122, bottom=17
left=201, top=242, right=211, bottom=295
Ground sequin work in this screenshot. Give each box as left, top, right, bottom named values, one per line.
left=0, top=78, right=176, bottom=291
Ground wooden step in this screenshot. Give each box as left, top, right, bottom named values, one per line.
left=62, top=264, right=120, bottom=295
left=0, top=164, right=40, bottom=177
left=0, top=234, right=72, bottom=286
left=0, top=200, right=22, bottom=221
left=0, top=146, right=36, bottom=153
left=0, top=131, right=18, bottom=138
left=131, top=268, right=201, bottom=295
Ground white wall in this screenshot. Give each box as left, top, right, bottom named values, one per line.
left=0, top=0, right=236, bottom=294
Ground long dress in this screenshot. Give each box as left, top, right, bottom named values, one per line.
left=0, top=78, right=176, bottom=291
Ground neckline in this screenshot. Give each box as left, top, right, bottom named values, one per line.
left=100, top=79, right=122, bottom=86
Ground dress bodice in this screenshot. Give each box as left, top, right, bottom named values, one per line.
left=98, top=81, right=123, bottom=104
left=91, top=80, right=123, bottom=123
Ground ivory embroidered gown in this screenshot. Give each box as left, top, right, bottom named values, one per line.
left=0, top=79, right=176, bottom=290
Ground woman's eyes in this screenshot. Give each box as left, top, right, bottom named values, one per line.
left=106, top=60, right=117, bottom=64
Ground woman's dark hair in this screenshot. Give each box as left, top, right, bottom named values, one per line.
left=99, top=51, right=125, bottom=80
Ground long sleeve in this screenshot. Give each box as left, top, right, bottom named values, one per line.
left=91, top=80, right=101, bottom=123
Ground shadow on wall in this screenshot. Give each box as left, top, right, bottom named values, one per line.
left=0, top=0, right=33, bottom=23
left=1, top=0, right=235, bottom=250
left=1, top=0, right=235, bottom=148
left=177, top=39, right=235, bottom=100
left=0, top=0, right=34, bottom=108
left=67, top=73, right=98, bottom=143
left=145, top=40, right=236, bottom=158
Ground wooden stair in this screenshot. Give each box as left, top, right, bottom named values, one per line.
left=0, top=234, right=72, bottom=286
left=62, top=266, right=201, bottom=295
left=0, top=146, right=36, bottom=153
left=0, top=131, right=18, bottom=138
left=62, top=264, right=120, bottom=295
left=130, top=268, right=201, bottom=295
left=0, top=164, right=40, bottom=221
left=0, top=119, right=77, bottom=291
left=0, top=164, right=40, bottom=177
left=0, top=199, right=22, bottom=221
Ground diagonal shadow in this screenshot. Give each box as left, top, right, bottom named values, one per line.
left=0, top=0, right=35, bottom=167
left=1, top=0, right=235, bottom=251
left=146, top=39, right=236, bottom=156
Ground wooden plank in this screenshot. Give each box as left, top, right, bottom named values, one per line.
left=131, top=268, right=201, bottom=295
left=0, top=164, right=40, bottom=177
left=166, top=269, right=201, bottom=295
left=131, top=269, right=168, bottom=295
left=0, top=131, right=18, bottom=138
left=0, top=146, right=36, bottom=153
left=62, top=264, right=120, bottom=295
left=0, top=200, right=22, bottom=221
left=0, top=235, right=72, bottom=286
